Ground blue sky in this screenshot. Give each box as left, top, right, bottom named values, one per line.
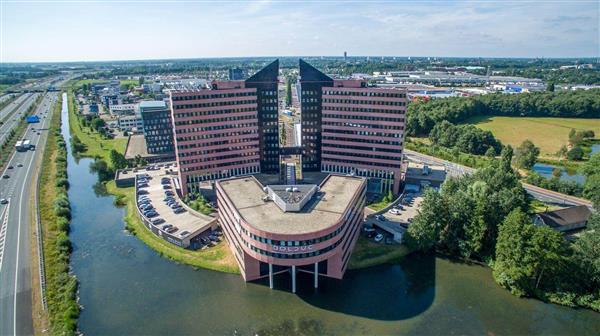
left=1, top=0, right=598, bottom=62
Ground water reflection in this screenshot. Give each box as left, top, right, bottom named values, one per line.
left=532, top=163, right=585, bottom=185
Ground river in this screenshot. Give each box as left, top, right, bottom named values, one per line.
left=61, top=95, right=600, bottom=335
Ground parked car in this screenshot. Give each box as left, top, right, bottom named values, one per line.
left=162, top=185, right=171, bottom=190
left=145, top=211, right=158, bottom=218
left=162, top=224, right=173, bottom=230
left=388, top=209, right=400, bottom=215
left=166, top=226, right=178, bottom=233
left=170, top=203, right=180, bottom=209
left=151, top=218, right=165, bottom=225
left=179, top=230, right=190, bottom=237
left=374, top=234, right=384, bottom=242
left=137, top=189, right=149, bottom=195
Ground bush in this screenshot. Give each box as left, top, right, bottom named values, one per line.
left=56, top=178, right=70, bottom=189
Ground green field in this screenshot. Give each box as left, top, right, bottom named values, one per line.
left=467, top=116, right=600, bottom=156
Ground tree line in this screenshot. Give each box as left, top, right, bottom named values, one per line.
left=429, top=120, right=502, bottom=156
left=406, top=89, right=600, bottom=136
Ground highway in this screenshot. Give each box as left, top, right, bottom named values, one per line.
left=0, top=92, right=57, bottom=336
left=0, top=94, right=30, bottom=122
left=0, top=93, right=39, bottom=145
left=404, top=149, right=593, bottom=208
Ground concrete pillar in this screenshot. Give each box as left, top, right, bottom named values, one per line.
left=269, top=263, right=273, bottom=289
left=291, top=265, right=296, bottom=293
left=314, top=262, right=319, bottom=288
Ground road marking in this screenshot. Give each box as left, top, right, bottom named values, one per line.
left=0, top=205, right=9, bottom=274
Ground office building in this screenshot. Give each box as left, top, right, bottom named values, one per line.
left=139, top=100, right=174, bottom=155
left=229, top=68, right=245, bottom=80
left=298, top=60, right=407, bottom=193
left=216, top=174, right=366, bottom=290
left=170, top=61, right=279, bottom=194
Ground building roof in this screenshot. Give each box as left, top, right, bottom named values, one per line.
left=218, top=175, right=365, bottom=235
left=536, top=205, right=592, bottom=230
left=139, top=100, right=167, bottom=110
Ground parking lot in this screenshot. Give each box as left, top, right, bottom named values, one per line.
left=135, top=166, right=217, bottom=249
left=381, top=192, right=424, bottom=225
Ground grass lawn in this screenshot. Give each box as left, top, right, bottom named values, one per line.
left=68, top=90, right=127, bottom=161
left=73, top=79, right=138, bottom=89
left=467, top=115, right=600, bottom=156
left=105, top=181, right=240, bottom=274
left=348, top=236, right=411, bottom=270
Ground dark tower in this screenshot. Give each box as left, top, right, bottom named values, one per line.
left=245, top=60, right=280, bottom=173
left=298, top=59, right=333, bottom=171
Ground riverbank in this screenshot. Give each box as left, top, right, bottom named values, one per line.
left=105, top=180, right=240, bottom=274
left=38, top=93, right=78, bottom=335
left=66, top=89, right=127, bottom=162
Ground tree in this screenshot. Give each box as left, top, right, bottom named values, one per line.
left=493, top=209, right=569, bottom=296
left=405, top=189, right=445, bottom=251
left=581, top=153, right=600, bottom=177
left=485, top=147, right=496, bottom=158
left=501, top=145, right=514, bottom=171
left=573, top=213, right=600, bottom=286
left=547, top=82, right=555, bottom=92
left=556, top=145, right=568, bottom=160
left=109, top=149, right=128, bottom=170
left=567, top=146, right=584, bottom=161
left=515, top=140, right=540, bottom=169
left=583, top=174, right=600, bottom=209
left=138, top=77, right=145, bottom=86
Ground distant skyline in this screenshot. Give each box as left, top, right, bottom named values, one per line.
left=1, top=0, right=599, bottom=62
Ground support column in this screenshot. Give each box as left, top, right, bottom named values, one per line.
left=292, top=265, right=296, bottom=293
left=269, top=263, right=273, bottom=289
left=314, top=262, right=319, bottom=288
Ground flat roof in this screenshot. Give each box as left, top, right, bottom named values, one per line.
left=219, top=175, right=364, bottom=235
left=139, top=100, right=167, bottom=109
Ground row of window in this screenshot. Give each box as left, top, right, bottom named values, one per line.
left=321, top=143, right=402, bottom=154
left=323, top=90, right=406, bottom=99
left=322, top=113, right=405, bottom=123
left=323, top=128, right=403, bottom=138
left=174, top=114, right=256, bottom=126
left=322, top=150, right=402, bottom=162
left=322, top=156, right=402, bottom=169
left=175, top=122, right=258, bottom=134
left=176, top=130, right=258, bottom=144
left=322, top=121, right=404, bottom=131
left=322, top=135, right=402, bottom=147
left=180, top=158, right=259, bottom=173
left=172, top=92, right=255, bottom=101
left=179, top=145, right=258, bottom=157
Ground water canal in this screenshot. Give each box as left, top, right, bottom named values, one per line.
left=61, top=95, right=600, bottom=335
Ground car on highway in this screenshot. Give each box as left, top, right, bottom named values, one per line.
left=17, top=163, right=23, bottom=167
left=7, top=165, right=13, bottom=169
left=0, top=199, right=8, bottom=205
left=2, top=174, right=9, bottom=179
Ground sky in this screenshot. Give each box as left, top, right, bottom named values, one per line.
left=1, top=0, right=599, bottom=62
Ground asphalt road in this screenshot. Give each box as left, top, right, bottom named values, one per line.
left=404, top=149, right=593, bottom=208
left=0, top=93, right=39, bottom=145
left=0, top=92, right=57, bottom=336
